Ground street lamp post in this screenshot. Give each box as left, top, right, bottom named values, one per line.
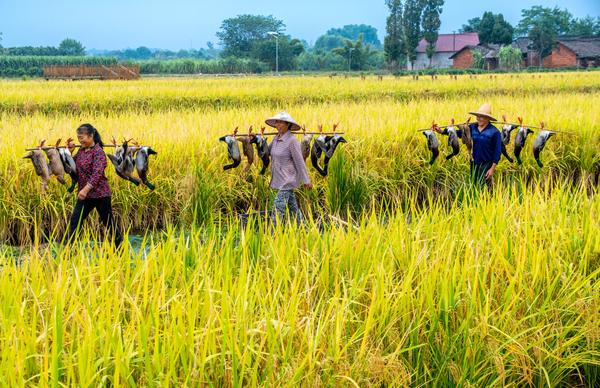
left=348, top=47, right=355, bottom=72
left=268, top=31, right=279, bottom=75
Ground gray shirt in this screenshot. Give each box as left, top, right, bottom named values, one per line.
left=269, top=131, right=311, bottom=190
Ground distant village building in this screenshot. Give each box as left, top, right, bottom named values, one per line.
left=450, top=44, right=500, bottom=70
left=451, top=36, right=600, bottom=69
left=512, top=37, right=540, bottom=67
left=542, top=37, right=600, bottom=68
left=411, top=32, right=479, bottom=69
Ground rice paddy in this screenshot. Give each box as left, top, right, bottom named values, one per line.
left=0, top=73, right=598, bottom=386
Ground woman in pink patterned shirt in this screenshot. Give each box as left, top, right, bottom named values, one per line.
left=265, top=112, right=312, bottom=225
left=66, top=124, right=123, bottom=247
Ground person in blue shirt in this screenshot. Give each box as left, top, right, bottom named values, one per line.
left=466, top=103, right=502, bottom=188
left=437, top=103, right=502, bottom=188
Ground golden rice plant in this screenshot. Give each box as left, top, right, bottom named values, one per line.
left=0, top=86, right=598, bottom=243
left=0, top=181, right=598, bottom=386
left=0, top=74, right=598, bottom=386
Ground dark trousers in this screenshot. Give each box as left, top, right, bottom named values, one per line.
left=272, top=189, right=305, bottom=226
left=67, top=197, right=123, bottom=247
left=470, top=161, right=493, bottom=189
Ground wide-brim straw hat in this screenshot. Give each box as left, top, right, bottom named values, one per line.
left=265, top=112, right=302, bottom=131
left=469, top=103, right=497, bottom=122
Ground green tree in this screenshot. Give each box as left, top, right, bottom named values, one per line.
left=384, top=0, right=404, bottom=70
left=490, top=14, right=514, bottom=44
left=58, top=38, right=85, bottom=56
left=332, top=33, right=377, bottom=71
left=570, top=16, right=600, bottom=37
left=516, top=6, right=572, bottom=36
left=252, top=35, right=305, bottom=71
left=216, top=15, right=284, bottom=58
left=402, top=0, right=425, bottom=69
left=325, top=25, right=382, bottom=48
left=297, top=50, right=346, bottom=71
left=314, top=24, right=381, bottom=52
left=314, top=34, right=345, bottom=51
left=498, top=45, right=522, bottom=70
left=517, top=7, right=573, bottom=65
left=460, top=17, right=481, bottom=33
left=421, top=0, right=443, bottom=67
left=464, top=12, right=513, bottom=45
left=478, top=12, right=496, bottom=44
left=134, top=46, right=153, bottom=60
left=529, top=20, right=557, bottom=64
left=471, top=49, right=484, bottom=69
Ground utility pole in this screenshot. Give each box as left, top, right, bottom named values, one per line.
left=268, top=31, right=280, bottom=75
left=453, top=31, right=456, bottom=51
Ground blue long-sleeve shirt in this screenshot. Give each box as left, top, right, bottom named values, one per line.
left=470, top=123, right=502, bottom=164
left=453, top=123, right=502, bottom=164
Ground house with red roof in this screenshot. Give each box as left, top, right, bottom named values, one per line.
left=450, top=37, right=600, bottom=69
left=411, top=32, right=479, bottom=69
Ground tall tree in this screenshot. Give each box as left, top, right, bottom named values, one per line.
left=460, top=17, right=481, bottom=33
left=516, top=6, right=573, bottom=36
left=217, top=15, right=284, bottom=58
left=314, top=34, right=345, bottom=52
left=481, top=12, right=513, bottom=45
left=478, top=12, right=496, bottom=44
left=402, top=0, right=425, bottom=69
left=332, top=33, right=377, bottom=71
left=325, top=25, right=382, bottom=48
left=517, top=6, right=573, bottom=66
left=491, top=14, right=514, bottom=45
left=252, top=35, right=305, bottom=71
left=58, top=38, right=85, bottom=56
left=463, top=12, right=513, bottom=45
left=384, top=0, right=404, bottom=69
left=421, top=0, right=443, bottom=67
left=570, top=16, right=600, bottom=37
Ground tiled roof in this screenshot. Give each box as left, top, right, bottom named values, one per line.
left=416, top=32, right=480, bottom=53
left=512, top=37, right=532, bottom=53
left=557, top=37, right=600, bottom=58
left=449, top=44, right=499, bottom=59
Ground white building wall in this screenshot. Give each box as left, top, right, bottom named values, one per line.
left=409, top=52, right=454, bottom=70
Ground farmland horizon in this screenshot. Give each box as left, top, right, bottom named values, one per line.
left=1, top=0, right=597, bottom=50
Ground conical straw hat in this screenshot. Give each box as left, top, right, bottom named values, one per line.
left=265, top=111, right=301, bottom=131
left=469, top=103, right=497, bottom=121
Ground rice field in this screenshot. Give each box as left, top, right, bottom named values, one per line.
left=0, top=73, right=598, bottom=386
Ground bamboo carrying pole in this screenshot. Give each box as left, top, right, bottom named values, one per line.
left=25, top=144, right=153, bottom=151
left=233, top=131, right=346, bottom=137
left=222, top=124, right=346, bottom=138
left=416, top=123, right=469, bottom=132
left=418, top=121, right=576, bottom=135
left=496, top=122, right=577, bottom=135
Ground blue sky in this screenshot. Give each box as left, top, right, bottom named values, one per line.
left=1, top=0, right=598, bottom=50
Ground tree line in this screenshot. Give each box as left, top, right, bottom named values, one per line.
left=0, top=5, right=598, bottom=76
left=384, top=2, right=600, bottom=70
left=1, top=38, right=86, bottom=56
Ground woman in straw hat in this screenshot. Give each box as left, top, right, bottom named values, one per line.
left=437, top=103, right=502, bottom=188
left=265, top=112, right=312, bottom=225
